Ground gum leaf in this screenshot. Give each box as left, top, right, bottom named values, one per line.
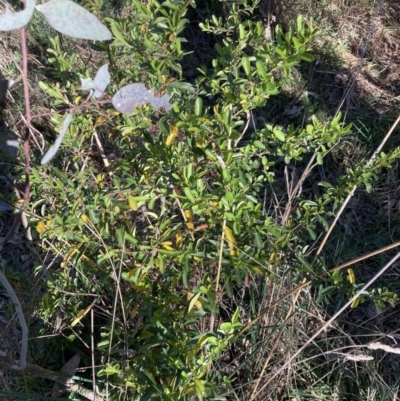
left=41, top=113, right=73, bottom=165
left=112, top=83, right=172, bottom=115
left=80, top=78, right=95, bottom=91
left=0, top=0, right=36, bottom=31
left=36, top=0, right=112, bottom=41
left=92, top=64, right=110, bottom=98
left=79, top=64, right=110, bottom=98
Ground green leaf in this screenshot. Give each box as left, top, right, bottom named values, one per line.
left=292, top=36, right=301, bottom=52
left=220, top=322, right=232, bottom=332
left=188, top=292, right=201, bottom=313
left=300, top=52, right=314, bottom=62
left=168, top=81, right=196, bottom=93
left=256, top=60, right=267, bottom=79
left=274, top=129, right=285, bottom=142
left=254, top=231, right=263, bottom=249
left=107, top=20, right=132, bottom=47
left=195, top=96, right=203, bottom=116
left=184, top=187, right=196, bottom=202
left=238, top=23, right=246, bottom=40
left=88, top=209, right=99, bottom=224
left=297, top=15, right=305, bottom=35
left=194, top=379, right=205, bottom=400
left=242, top=56, right=251, bottom=76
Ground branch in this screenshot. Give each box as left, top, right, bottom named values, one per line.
left=0, top=269, right=28, bottom=370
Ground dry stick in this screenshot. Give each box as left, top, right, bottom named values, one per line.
left=106, top=238, right=128, bottom=401
left=254, top=250, right=400, bottom=399
left=312, top=113, right=400, bottom=265
left=20, top=24, right=31, bottom=205
left=0, top=361, right=103, bottom=401
left=234, top=239, right=400, bottom=340
left=31, top=97, right=110, bottom=121
left=91, top=308, right=97, bottom=401
left=281, top=156, right=317, bottom=225
left=0, top=269, right=28, bottom=370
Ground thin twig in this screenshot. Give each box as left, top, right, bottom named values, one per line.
left=209, top=219, right=226, bottom=333
left=255, top=250, right=400, bottom=398
left=91, top=308, right=97, bottom=401
left=235, top=239, right=400, bottom=340
left=312, top=113, right=400, bottom=265
left=0, top=269, right=28, bottom=370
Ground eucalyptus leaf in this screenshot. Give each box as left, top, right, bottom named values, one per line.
left=41, top=113, right=73, bottom=164
left=36, top=0, right=112, bottom=41
left=112, top=83, right=172, bottom=114
left=92, top=64, right=110, bottom=98
left=80, top=64, right=110, bottom=98
left=0, top=0, right=35, bottom=31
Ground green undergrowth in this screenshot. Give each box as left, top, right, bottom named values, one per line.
left=2, top=0, right=400, bottom=400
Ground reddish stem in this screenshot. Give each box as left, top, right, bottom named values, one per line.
left=20, top=25, right=31, bottom=203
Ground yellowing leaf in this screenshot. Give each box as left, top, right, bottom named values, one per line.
left=130, top=304, right=139, bottom=319
left=61, top=246, right=79, bottom=268
left=351, top=297, right=360, bottom=309
left=146, top=212, right=158, bottom=219
left=161, top=241, right=175, bottom=251
left=36, top=220, right=48, bottom=234
left=95, top=115, right=107, bottom=126
left=130, top=284, right=149, bottom=293
left=71, top=300, right=96, bottom=327
left=175, top=232, right=183, bottom=248
left=187, top=292, right=202, bottom=310
left=96, top=173, right=103, bottom=187
left=74, top=96, right=82, bottom=105
left=224, top=225, right=239, bottom=256
left=81, top=214, right=89, bottom=223
left=128, top=195, right=138, bottom=211
left=184, top=210, right=194, bottom=232
left=347, top=268, right=356, bottom=284
left=165, top=124, right=179, bottom=146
